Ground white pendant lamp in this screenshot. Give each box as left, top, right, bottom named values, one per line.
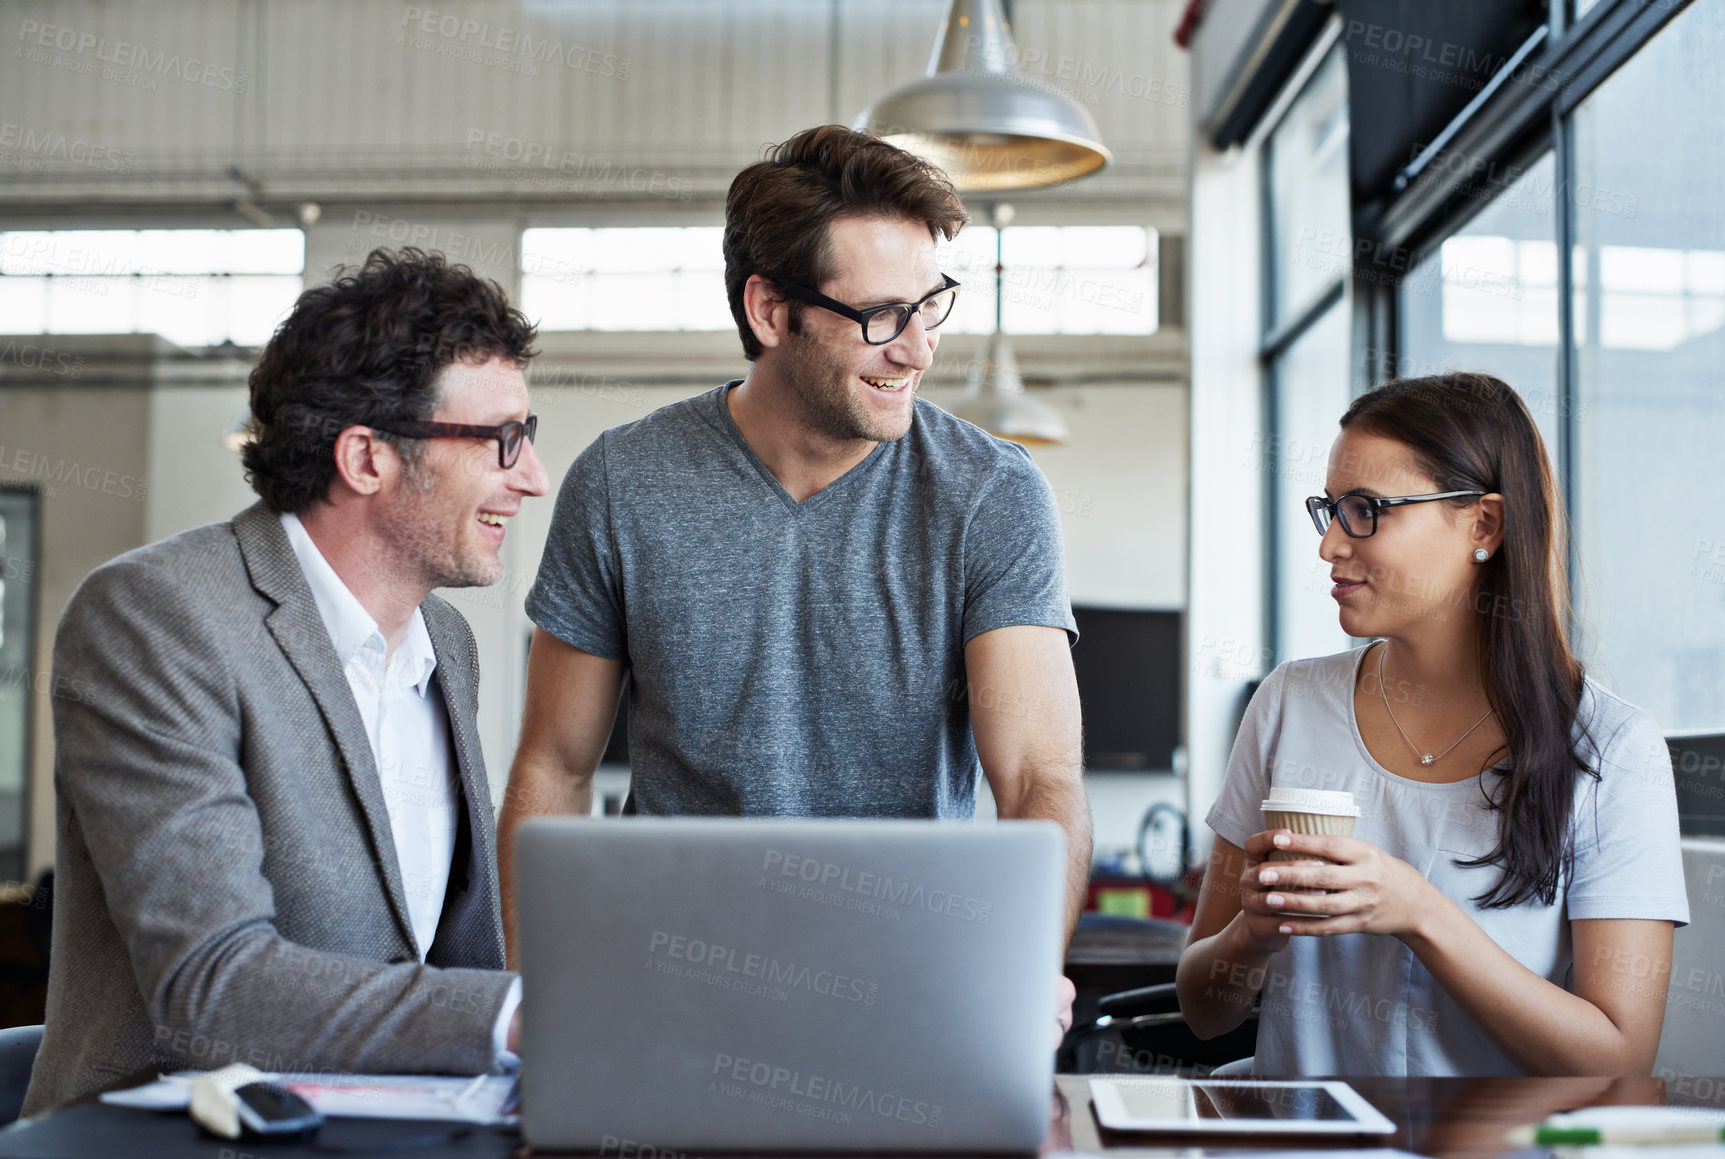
left=952, top=203, right=1068, bottom=445
left=855, top=0, right=1111, bottom=192
left=957, top=330, right=1068, bottom=445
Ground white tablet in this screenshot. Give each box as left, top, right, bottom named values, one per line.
left=1090, top=1078, right=1398, bottom=1136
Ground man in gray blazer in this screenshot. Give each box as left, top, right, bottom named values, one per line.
left=24, top=247, right=549, bottom=1114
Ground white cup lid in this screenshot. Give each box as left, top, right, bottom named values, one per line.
left=1260, top=787, right=1360, bottom=816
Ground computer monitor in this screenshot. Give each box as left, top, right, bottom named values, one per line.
left=1668, top=733, right=1725, bottom=838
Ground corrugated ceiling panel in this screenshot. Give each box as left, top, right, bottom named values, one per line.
left=0, top=0, right=1188, bottom=210
left=7, top=0, right=248, bottom=154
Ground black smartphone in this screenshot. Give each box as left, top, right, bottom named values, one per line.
left=232, top=1081, right=325, bottom=1137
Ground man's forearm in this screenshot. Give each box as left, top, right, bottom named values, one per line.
left=994, top=771, right=1091, bottom=944
left=497, top=758, right=592, bottom=968
left=160, top=926, right=516, bottom=1078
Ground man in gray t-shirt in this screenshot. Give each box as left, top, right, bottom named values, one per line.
left=498, top=128, right=1090, bottom=1004
left=524, top=378, right=1074, bottom=818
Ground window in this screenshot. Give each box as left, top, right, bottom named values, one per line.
left=1267, top=45, right=1350, bottom=329
left=1570, top=0, right=1725, bottom=732
left=1264, top=41, right=1353, bottom=662
left=1400, top=152, right=1563, bottom=457
left=520, top=227, right=730, bottom=332
left=936, top=226, right=1158, bottom=336
left=0, top=230, right=304, bottom=348
left=1272, top=304, right=1353, bottom=664
left=520, top=225, right=1156, bottom=336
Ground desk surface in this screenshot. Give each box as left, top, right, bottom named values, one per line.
left=1065, top=1075, right=1725, bottom=1159
left=2, top=1074, right=1721, bottom=1158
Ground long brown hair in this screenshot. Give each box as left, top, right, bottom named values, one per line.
left=1340, top=373, right=1592, bottom=907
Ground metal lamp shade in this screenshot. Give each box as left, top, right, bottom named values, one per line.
left=859, top=74, right=1111, bottom=192
left=953, top=333, right=1067, bottom=445
left=855, top=0, right=1110, bottom=192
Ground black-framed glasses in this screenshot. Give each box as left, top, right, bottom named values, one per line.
left=774, top=274, right=960, bottom=344
left=371, top=414, right=538, bottom=469
left=1306, top=490, right=1486, bottom=538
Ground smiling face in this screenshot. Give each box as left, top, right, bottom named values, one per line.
left=772, top=215, right=944, bottom=444
left=1318, top=427, right=1499, bottom=640
left=380, top=354, right=549, bottom=590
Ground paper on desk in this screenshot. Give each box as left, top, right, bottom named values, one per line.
left=1176, top=1152, right=1424, bottom=1159
left=1065, top=1151, right=1426, bottom=1159
left=1550, top=1148, right=1725, bottom=1159
left=100, top=1079, right=195, bottom=1111
left=279, top=1074, right=517, bottom=1123
left=100, top=1072, right=517, bottom=1124
left=1533, top=1107, right=1725, bottom=1159
left=1545, top=1107, right=1725, bottom=1129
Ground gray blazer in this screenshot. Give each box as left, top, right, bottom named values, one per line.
left=23, top=502, right=516, bottom=1115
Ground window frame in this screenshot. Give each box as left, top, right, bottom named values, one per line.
left=1259, top=33, right=1353, bottom=661
left=1362, top=0, right=1693, bottom=621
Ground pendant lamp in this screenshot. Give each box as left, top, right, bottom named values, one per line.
left=854, top=0, right=1111, bottom=192
left=952, top=204, right=1068, bottom=445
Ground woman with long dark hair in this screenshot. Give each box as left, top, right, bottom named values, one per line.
left=1176, top=373, right=1688, bottom=1075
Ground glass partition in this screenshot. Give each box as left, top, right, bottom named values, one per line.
left=1570, top=0, right=1725, bottom=732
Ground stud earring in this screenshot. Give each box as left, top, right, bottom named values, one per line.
left=1473, top=548, right=1490, bottom=563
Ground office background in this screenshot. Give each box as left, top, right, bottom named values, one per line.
left=0, top=0, right=1720, bottom=1069
left=0, top=0, right=1195, bottom=886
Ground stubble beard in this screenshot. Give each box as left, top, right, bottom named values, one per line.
left=781, top=324, right=916, bottom=445
left=384, top=456, right=501, bottom=592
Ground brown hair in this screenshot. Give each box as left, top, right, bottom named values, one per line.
left=723, top=124, right=969, bottom=360
left=243, top=247, right=537, bottom=514
left=1340, top=373, right=1590, bottom=908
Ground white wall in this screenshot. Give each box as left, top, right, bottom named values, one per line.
left=989, top=383, right=1186, bottom=611
left=144, top=385, right=253, bottom=543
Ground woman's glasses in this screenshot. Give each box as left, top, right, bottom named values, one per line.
left=1306, top=490, right=1485, bottom=538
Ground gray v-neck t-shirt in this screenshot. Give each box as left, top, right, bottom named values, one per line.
left=1206, top=645, right=1689, bottom=1076
left=526, top=381, right=1076, bottom=817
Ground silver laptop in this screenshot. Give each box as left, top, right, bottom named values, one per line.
left=516, top=817, right=1064, bottom=1153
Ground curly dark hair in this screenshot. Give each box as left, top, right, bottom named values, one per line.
left=242, top=247, right=538, bottom=514
left=724, top=125, right=968, bottom=360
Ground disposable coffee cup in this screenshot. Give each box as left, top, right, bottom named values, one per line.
left=1260, top=788, right=1359, bottom=864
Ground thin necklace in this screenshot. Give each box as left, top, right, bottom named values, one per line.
left=1377, top=644, right=1493, bottom=767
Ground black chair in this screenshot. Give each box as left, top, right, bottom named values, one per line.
left=1059, top=981, right=1257, bottom=1075
left=1061, top=787, right=1260, bottom=1076
left=0, top=1024, right=43, bottom=1126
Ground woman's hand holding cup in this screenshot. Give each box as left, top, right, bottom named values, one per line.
left=1234, top=829, right=1300, bottom=954
left=1249, top=830, right=1436, bottom=940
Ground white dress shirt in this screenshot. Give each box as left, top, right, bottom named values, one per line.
left=280, top=514, right=520, bottom=1061
left=281, top=512, right=456, bottom=958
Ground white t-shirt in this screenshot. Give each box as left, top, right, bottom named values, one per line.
left=1205, top=644, right=1689, bottom=1077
